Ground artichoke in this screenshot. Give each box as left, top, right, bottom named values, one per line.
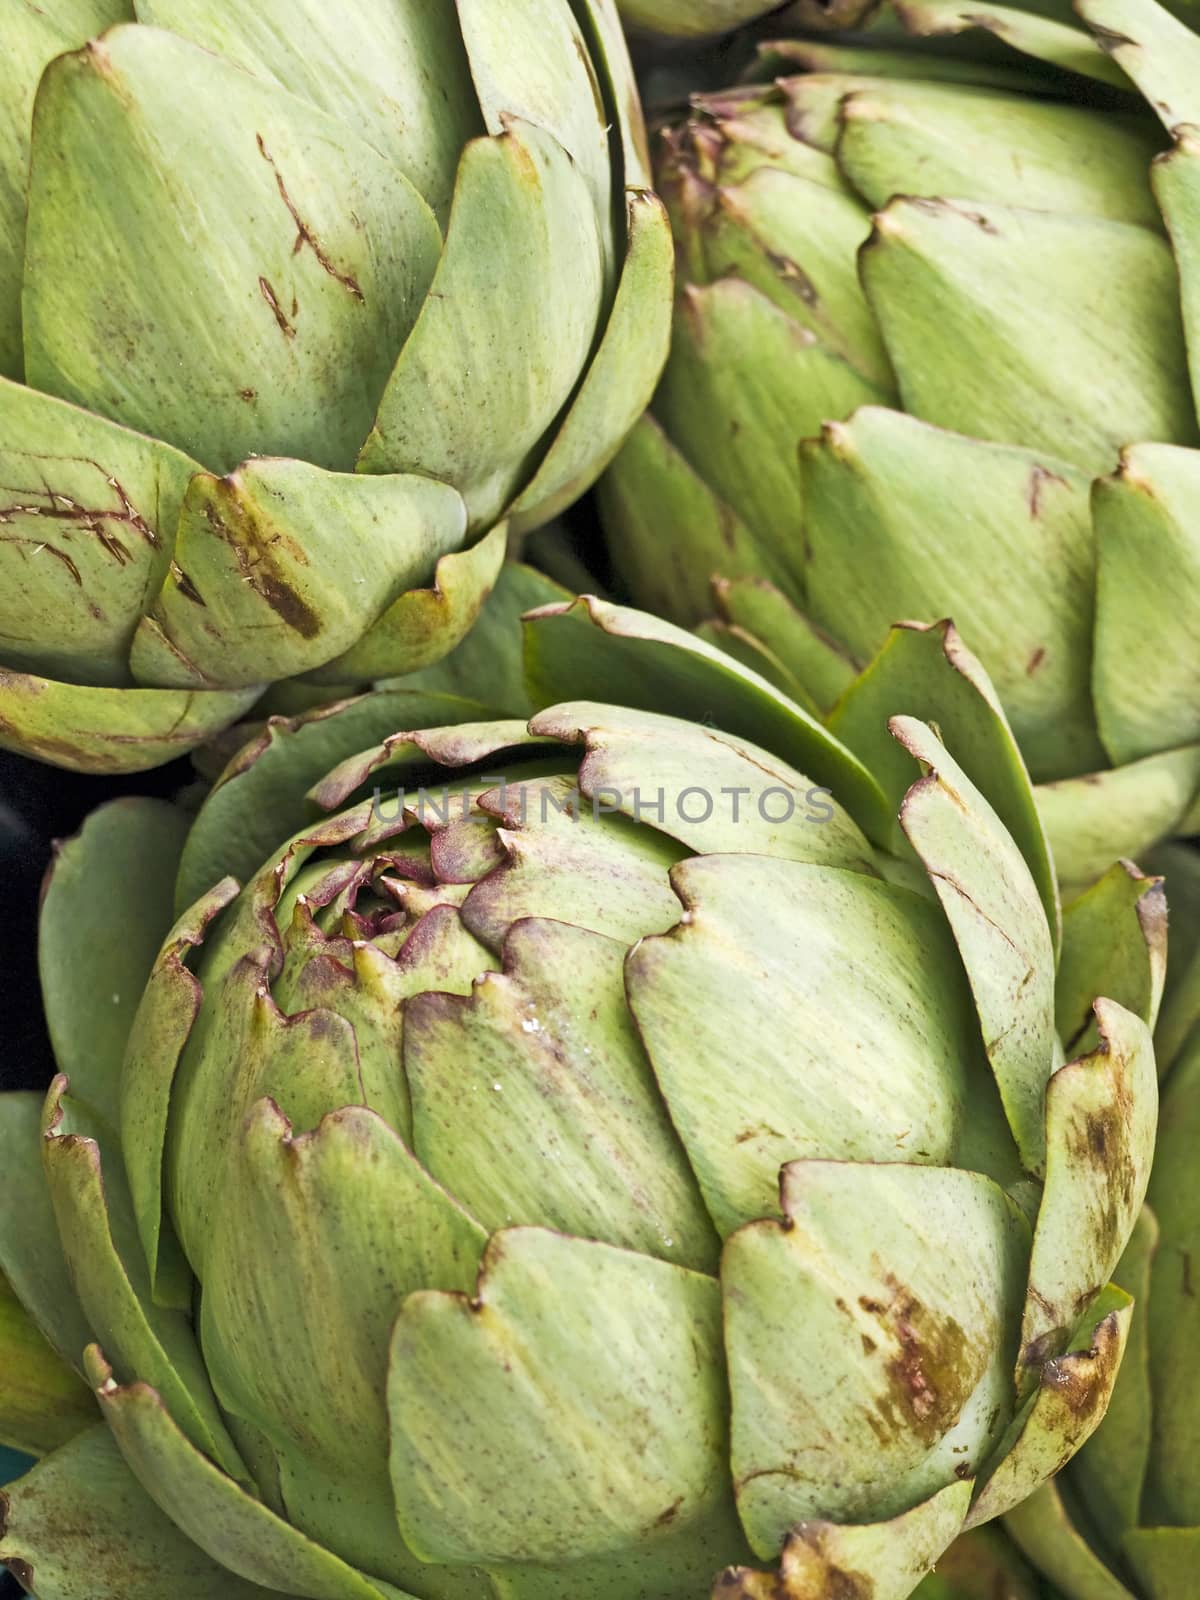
left=599, top=0, right=1200, bottom=887
left=0, top=590, right=1158, bottom=1599
left=0, top=0, right=671, bottom=774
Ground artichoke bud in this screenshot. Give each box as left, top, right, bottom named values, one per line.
left=1, top=598, right=1160, bottom=1600
left=0, top=0, right=675, bottom=771
left=600, top=0, right=1200, bottom=871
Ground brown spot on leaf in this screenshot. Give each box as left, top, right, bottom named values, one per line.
left=863, top=1275, right=973, bottom=1446
left=1087, top=21, right=1138, bottom=53
left=767, top=251, right=820, bottom=306
left=257, top=135, right=364, bottom=300
left=258, top=276, right=296, bottom=338
left=170, top=561, right=205, bottom=605
left=0, top=466, right=157, bottom=561
left=200, top=491, right=320, bottom=638
left=716, top=1522, right=875, bottom=1599
left=1026, top=647, right=1046, bottom=676
left=1027, top=463, right=1068, bottom=518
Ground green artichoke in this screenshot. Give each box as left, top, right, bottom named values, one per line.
left=0, top=589, right=1159, bottom=1599
left=599, top=0, right=1200, bottom=888
left=0, top=0, right=671, bottom=774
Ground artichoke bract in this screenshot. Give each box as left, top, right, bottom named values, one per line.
left=600, top=0, right=1200, bottom=887
left=0, top=596, right=1159, bottom=1599
left=0, top=0, right=671, bottom=774
left=618, top=0, right=786, bottom=37
left=1003, top=841, right=1200, bottom=1600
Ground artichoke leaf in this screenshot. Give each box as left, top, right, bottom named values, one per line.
left=41, top=1080, right=247, bottom=1483
left=654, top=279, right=887, bottom=586
left=1092, top=444, right=1200, bottom=767
left=200, top=1099, right=485, bottom=1488
left=24, top=24, right=442, bottom=474
left=696, top=621, right=821, bottom=708
left=0, top=1423, right=287, bottom=1600
left=404, top=918, right=719, bottom=1270
left=133, top=0, right=479, bottom=225
left=388, top=561, right=571, bottom=718
left=267, top=1447, right=494, bottom=1600
left=1005, top=1478, right=1137, bottom=1600
left=1123, top=1525, right=1200, bottom=1599
left=830, top=620, right=1060, bottom=944
left=173, top=691, right=531, bottom=911
left=508, top=189, right=675, bottom=536
left=0, top=668, right=262, bottom=775
left=387, top=1228, right=727, bottom=1567
left=598, top=412, right=763, bottom=627
left=724, top=1161, right=1026, bottom=1552
left=0, top=378, right=194, bottom=687
left=915, top=1524, right=1042, bottom=1600
left=894, top=715, right=1060, bottom=1175
left=966, top=1285, right=1132, bottom=1527
left=458, top=773, right=685, bottom=949
left=751, top=36, right=1052, bottom=93
left=573, top=0, right=654, bottom=188
left=802, top=409, right=1103, bottom=784
left=835, top=78, right=1165, bottom=225
left=86, top=1348, right=410, bottom=1600
left=1055, top=864, right=1167, bottom=1056
left=40, top=799, right=190, bottom=1126
left=302, top=521, right=507, bottom=686
left=686, top=86, right=859, bottom=196
left=628, top=853, right=1017, bottom=1236
left=717, top=1477, right=974, bottom=1600
left=1069, top=1207, right=1159, bottom=1549
left=893, top=0, right=1130, bottom=87
left=488, top=1498, right=750, bottom=1600
left=713, top=579, right=860, bottom=712
left=0, top=1095, right=93, bottom=1379
left=1036, top=745, right=1200, bottom=890
left=1076, top=0, right=1200, bottom=131
left=522, top=595, right=894, bottom=843
left=277, top=902, right=501, bottom=1150
left=0, top=1268, right=96, bottom=1458
left=530, top=699, right=875, bottom=868
left=1150, top=840, right=1200, bottom=1070
left=359, top=119, right=605, bottom=532
left=457, top=0, right=616, bottom=286
left=860, top=195, right=1198, bottom=476
left=1018, top=999, right=1156, bottom=1372
left=160, top=808, right=401, bottom=1267
left=0, top=0, right=133, bottom=380
left=121, top=877, right=240, bottom=1306
left=700, top=168, right=893, bottom=388
left=309, top=719, right=545, bottom=817
left=1143, top=1034, right=1200, bottom=1525
left=131, top=465, right=471, bottom=690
